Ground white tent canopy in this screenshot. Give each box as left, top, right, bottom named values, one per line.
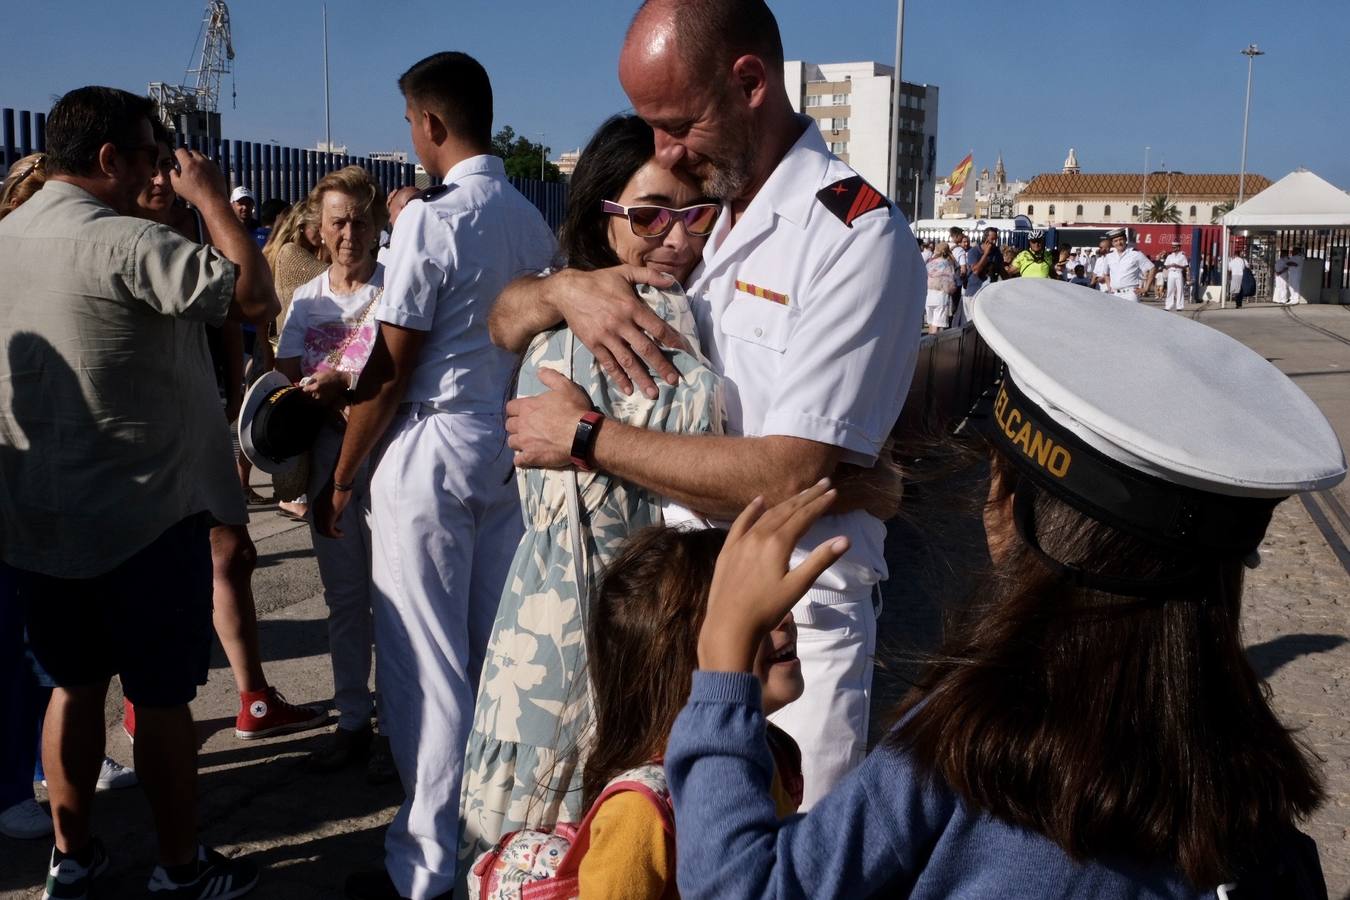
left=1218, top=169, right=1350, bottom=304
left=1222, top=169, right=1350, bottom=229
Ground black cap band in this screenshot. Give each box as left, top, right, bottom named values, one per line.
left=972, top=374, right=1278, bottom=556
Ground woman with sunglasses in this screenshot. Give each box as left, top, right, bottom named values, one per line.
left=457, top=114, right=724, bottom=873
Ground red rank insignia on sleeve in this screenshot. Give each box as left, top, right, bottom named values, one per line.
left=816, top=175, right=890, bottom=228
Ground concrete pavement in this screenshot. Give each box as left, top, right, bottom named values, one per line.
left=2, top=301, right=1348, bottom=897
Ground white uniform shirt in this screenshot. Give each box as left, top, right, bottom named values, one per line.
left=1163, top=251, right=1189, bottom=276
left=1104, top=246, right=1155, bottom=291
left=1286, top=254, right=1305, bottom=290
left=1228, top=256, right=1247, bottom=281
left=683, top=120, right=925, bottom=592
left=951, top=244, right=968, bottom=272
left=1092, top=253, right=1110, bottom=290
left=377, top=155, right=557, bottom=411
left=1274, top=254, right=1291, bottom=282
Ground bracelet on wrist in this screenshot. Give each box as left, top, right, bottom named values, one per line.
left=333, top=479, right=354, bottom=493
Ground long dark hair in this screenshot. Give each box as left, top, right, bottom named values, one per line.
left=890, top=450, right=1323, bottom=887
left=581, top=526, right=726, bottom=810
left=558, top=115, right=655, bottom=272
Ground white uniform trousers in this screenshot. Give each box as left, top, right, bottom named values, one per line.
left=1165, top=271, right=1187, bottom=311
left=1273, top=277, right=1291, bottom=304
left=767, top=583, right=877, bottom=809
left=307, top=423, right=376, bottom=732
left=1112, top=287, right=1141, bottom=302
left=370, top=406, right=523, bottom=899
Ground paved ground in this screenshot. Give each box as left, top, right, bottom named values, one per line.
left=1, top=301, right=1347, bottom=898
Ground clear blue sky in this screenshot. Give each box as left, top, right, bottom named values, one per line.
left=3, top=0, right=1346, bottom=187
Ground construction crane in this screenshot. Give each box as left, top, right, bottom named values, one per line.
left=148, top=0, right=236, bottom=142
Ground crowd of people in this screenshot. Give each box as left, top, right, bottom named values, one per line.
left=918, top=226, right=1207, bottom=333
left=0, top=1, right=1343, bottom=899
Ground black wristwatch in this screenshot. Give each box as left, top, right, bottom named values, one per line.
left=569, top=411, right=605, bottom=471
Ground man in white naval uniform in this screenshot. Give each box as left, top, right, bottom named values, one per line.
left=314, top=52, right=556, bottom=900
left=494, top=0, right=924, bottom=808
left=1285, top=246, right=1307, bottom=304
left=1162, top=239, right=1189, bottom=311
left=1102, top=228, right=1155, bottom=301
left=1273, top=248, right=1294, bottom=304
left=1091, top=237, right=1112, bottom=291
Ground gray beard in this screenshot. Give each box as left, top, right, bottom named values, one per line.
left=698, top=140, right=756, bottom=202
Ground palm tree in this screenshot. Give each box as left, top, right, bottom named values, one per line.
left=1141, top=194, right=1182, bottom=224
left=1210, top=200, right=1236, bottom=224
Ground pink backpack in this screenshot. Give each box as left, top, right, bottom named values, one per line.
left=467, top=764, right=673, bottom=900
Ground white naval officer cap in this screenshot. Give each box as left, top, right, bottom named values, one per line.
left=967, top=279, right=1345, bottom=571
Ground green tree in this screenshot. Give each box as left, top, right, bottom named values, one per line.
left=1141, top=194, right=1182, bottom=224
left=1210, top=200, right=1236, bottom=224
left=491, top=126, right=561, bottom=182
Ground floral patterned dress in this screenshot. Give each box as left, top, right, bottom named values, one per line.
left=458, top=284, right=723, bottom=870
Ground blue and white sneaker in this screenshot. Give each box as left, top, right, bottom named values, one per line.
left=42, top=838, right=109, bottom=900
left=147, top=845, right=259, bottom=899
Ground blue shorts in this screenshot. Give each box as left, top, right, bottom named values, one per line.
left=18, top=514, right=214, bottom=708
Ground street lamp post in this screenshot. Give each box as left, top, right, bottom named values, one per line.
left=1237, top=44, right=1264, bottom=207
left=886, top=0, right=905, bottom=203
left=1222, top=43, right=1264, bottom=307
left=538, top=132, right=547, bottom=182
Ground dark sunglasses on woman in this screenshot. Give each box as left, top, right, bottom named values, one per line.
left=601, top=200, right=720, bottom=238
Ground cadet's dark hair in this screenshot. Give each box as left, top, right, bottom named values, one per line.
left=45, top=86, right=156, bottom=177
left=889, top=450, right=1323, bottom=887
left=635, top=0, right=784, bottom=74
left=558, top=115, right=654, bottom=271
left=397, top=52, right=492, bottom=149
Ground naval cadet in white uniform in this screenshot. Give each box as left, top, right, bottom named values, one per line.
left=495, top=0, right=924, bottom=809
left=314, top=53, right=557, bottom=900
left=1162, top=239, right=1190, bottom=311
left=1102, top=227, right=1155, bottom=302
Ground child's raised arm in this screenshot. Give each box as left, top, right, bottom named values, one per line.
left=695, top=480, right=849, bottom=675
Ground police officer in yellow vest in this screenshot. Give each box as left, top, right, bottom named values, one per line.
left=1011, top=232, right=1055, bottom=278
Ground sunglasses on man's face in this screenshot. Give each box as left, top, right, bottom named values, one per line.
left=601, top=200, right=720, bottom=238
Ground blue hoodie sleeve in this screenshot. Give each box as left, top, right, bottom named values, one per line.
left=665, top=671, right=955, bottom=900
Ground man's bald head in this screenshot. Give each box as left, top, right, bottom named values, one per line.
left=627, top=0, right=784, bottom=79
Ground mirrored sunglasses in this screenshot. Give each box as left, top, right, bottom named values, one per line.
left=601, top=200, right=720, bottom=238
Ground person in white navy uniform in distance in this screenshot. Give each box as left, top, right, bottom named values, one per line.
left=313, top=52, right=557, bottom=900
left=1102, top=227, right=1155, bottom=301
left=1284, top=246, right=1307, bottom=305
left=1163, top=239, right=1190, bottom=311
left=1090, top=236, right=1111, bottom=292
left=493, top=0, right=924, bottom=809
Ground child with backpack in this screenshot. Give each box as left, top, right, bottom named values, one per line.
left=468, top=526, right=805, bottom=899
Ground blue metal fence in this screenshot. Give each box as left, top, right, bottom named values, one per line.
left=2, top=106, right=570, bottom=229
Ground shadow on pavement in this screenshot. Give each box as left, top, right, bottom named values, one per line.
left=209, top=618, right=334, bottom=671
left=1246, top=633, right=1348, bottom=680
left=255, top=548, right=317, bottom=569
left=0, top=728, right=401, bottom=897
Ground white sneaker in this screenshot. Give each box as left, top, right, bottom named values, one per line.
left=0, top=798, right=54, bottom=840
left=40, top=757, right=139, bottom=792
left=96, top=756, right=138, bottom=791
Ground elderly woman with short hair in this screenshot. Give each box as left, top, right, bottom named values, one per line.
left=274, top=166, right=390, bottom=774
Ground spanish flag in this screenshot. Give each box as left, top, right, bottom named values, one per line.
left=945, top=153, right=974, bottom=198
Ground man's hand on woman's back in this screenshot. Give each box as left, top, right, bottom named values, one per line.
left=490, top=264, right=690, bottom=399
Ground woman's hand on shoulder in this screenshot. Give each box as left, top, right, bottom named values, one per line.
left=551, top=266, right=690, bottom=400
left=698, top=482, right=850, bottom=673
